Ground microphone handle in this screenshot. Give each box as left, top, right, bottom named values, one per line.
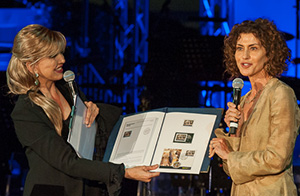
left=229, top=125, right=237, bottom=135
left=229, top=88, right=242, bottom=135
left=232, top=88, right=241, bottom=107
left=68, top=81, right=77, bottom=97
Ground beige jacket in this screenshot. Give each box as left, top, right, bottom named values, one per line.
left=216, top=78, right=300, bottom=196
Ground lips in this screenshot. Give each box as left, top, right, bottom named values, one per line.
left=56, top=66, right=63, bottom=73
left=241, top=63, right=252, bottom=68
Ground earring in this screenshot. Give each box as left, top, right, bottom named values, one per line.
left=34, top=72, right=39, bottom=86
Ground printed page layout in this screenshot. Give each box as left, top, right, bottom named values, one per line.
left=151, top=112, right=217, bottom=174
left=109, top=111, right=165, bottom=168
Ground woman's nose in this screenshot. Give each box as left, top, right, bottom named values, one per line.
left=56, top=53, right=65, bottom=64
left=242, top=49, right=250, bottom=59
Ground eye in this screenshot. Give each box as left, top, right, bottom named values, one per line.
left=236, top=46, right=243, bottom=51
left=49, top=53, right=58, bottom=58
left=250, top=47, right=257, bottom=51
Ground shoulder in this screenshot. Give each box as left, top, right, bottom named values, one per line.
left=272, top=79, right=296, bottom=96
left=266, top=78, right=298, bottom=106
left=11, top=93, right=45, bottom=122
left=12, top=94, right=35, bottom=113
left=11, top=93, right=56, bottom=144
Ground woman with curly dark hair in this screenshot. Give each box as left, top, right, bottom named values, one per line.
left=209, top=18, right=300, bottom=195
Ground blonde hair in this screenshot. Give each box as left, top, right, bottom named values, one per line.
left=7, top=24, right=66, bottom=134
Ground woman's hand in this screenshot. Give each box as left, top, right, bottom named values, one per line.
left=84, top=101, right=99, bottom=127
left=224, top=102, right=243, bottom=137
left=209, top=138, right=231, bottom=160
left=224, top=102, right=241, bottom=127
left=125, top=164, right=160, bottom=182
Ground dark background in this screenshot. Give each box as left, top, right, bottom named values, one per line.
left=0, top=0, right=300, bottom=196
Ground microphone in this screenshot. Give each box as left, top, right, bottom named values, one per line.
left=229, top=78, right=244, bottom=135
left=63, top=70, right=77, bottom=97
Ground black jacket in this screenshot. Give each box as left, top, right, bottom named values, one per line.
left=11, top=80, right=124, bottom=196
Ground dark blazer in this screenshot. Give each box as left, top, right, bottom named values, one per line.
left=11, top=80, right=124, bottom=196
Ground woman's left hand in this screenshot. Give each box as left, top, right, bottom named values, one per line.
left=209, top=138, right=231, bottom=160
left=84, top=101, right=99, bottom=127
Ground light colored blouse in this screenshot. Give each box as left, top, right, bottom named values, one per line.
left=216, top=78, right=300, bottom=196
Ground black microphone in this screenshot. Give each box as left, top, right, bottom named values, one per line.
left=229, top=78, right=244, bottom=135
left=63, top=70, right=77, bottom=97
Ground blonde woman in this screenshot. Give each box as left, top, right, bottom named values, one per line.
left=7, top=24, right=159, bottom=196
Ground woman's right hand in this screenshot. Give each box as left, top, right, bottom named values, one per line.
left=125, top=164, right=160, bottom=182
left=224, top=102, right=242, bottom=136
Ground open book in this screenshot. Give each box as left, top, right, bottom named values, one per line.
left=103, top=107, right=222, bottom=174
left=67, top=96, right=97, bottom=160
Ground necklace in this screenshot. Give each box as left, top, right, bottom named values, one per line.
left=245, top=88, right=263, bottom=104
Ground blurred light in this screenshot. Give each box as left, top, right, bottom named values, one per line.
left=220, top=188, right=224, bottom=193
left=225, top=127, right=229, bottom=133
left=206, top=98, right=211, bottom=106
left=202, top=90, right=207, bottom=97
left=222, top=22, right=230, bottom=35
left=203, top=0, right=213, bottom=17
left=8, top=160, right=21, bottom=176
left=214, top=28, right=222, bottom=36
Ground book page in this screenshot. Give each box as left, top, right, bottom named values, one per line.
left=151, top=112, right=216, bottom=174
left=109, top=111, right=165, bottom=168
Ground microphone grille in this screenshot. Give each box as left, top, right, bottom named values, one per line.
left=232, top=78, right=244, bottom=89
left=63, top=70, right=75, bottom=82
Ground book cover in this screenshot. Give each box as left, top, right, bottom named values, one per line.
left=67, top=96, right=97, bottom=160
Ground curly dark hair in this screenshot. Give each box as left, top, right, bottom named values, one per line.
left=223, top=18, right=291, bottom=78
